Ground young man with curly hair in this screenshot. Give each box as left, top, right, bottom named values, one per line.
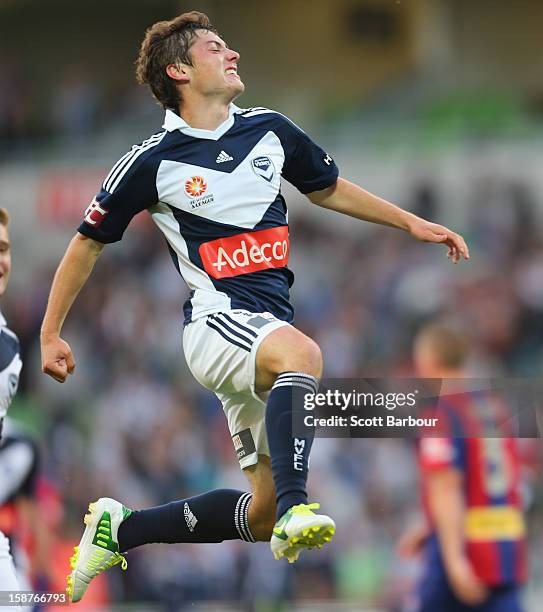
left=40, top=11, right=469, bottom=603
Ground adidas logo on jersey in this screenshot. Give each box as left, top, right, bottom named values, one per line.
left=216, top=150, right=233, bottom=163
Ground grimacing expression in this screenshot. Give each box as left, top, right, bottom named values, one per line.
left=0, top=224, right=11, bottom=297
left=182, top=30, right=244, bottom=99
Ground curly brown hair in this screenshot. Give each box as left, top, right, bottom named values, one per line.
left=135, top=11, right=217, bottom=110
left=0, top=208, right=10, bottom=227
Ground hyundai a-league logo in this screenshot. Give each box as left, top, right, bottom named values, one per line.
left=185, top=175, right=207, bottom=198
left=251, top=156, right=275, bottom=183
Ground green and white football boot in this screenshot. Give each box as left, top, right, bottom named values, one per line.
left=270, top=502, right=335, bottom=563
left=67, top=497, right=132, bottom=603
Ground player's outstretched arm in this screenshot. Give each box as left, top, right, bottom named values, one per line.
left=41, top=233, right=104, bottom=383
left=307, top=177, right=469, bottom=263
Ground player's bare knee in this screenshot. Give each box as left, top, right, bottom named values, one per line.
left=300, top=337, right=323, bottom=378
left=282, top=336, right=322, bottom=378
left=256, top=328, right=323, bottom=391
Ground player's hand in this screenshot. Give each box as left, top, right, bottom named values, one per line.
left=396, top=522, right=430, bottom=558
left=41, top=334, right=76, bottom=383
left=446, top=556, right=488, bottom=606
left=407, top=218, right=470, bottom=263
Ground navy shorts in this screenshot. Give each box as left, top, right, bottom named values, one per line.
left=414, top=568, right=523, bottom=612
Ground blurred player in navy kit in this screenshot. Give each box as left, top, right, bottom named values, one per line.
left=0, top=420, right=53, bottom=602
left=398, top=323, right=526, bottom=612
left=0, top=208, right=24, bottom=608
left=39, top=11, right=469, bottom=603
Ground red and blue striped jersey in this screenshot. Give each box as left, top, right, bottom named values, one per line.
left=419, top=390, right=527, bottom=586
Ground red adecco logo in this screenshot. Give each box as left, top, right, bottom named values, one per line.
left=199, top=226, right=289, bottom=279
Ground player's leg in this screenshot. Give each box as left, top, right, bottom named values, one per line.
left=255, top=325, right=335, bottom=562
left=66, top=313, right=329, bottom=601
left=67, top=485, right=259, bottom=603
left=68, top=457, right=278, bottom=603
left=256, top=325, right=322, bottom=519
left=116, top=430, right=275, bottom=551
left=67, top=313, right=269, bottom=603
left=243, top=455, right=276, bottom=540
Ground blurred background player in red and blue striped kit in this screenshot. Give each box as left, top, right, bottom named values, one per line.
left=399, top=323, right=528, bottom=612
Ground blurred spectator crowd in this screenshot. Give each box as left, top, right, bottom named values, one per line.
left=3, top=170, right=543, bottom=609
left=0, top=59, right=156, bottom=155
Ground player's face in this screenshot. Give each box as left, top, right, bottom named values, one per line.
left=187, top=30, right=244, bottom=100
left=0, top=224, right=11, bottom=297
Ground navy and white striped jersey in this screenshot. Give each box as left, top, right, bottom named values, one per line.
left=78, top=105, right=339, bottom=324
left=0, top=312, right=22, bottom=436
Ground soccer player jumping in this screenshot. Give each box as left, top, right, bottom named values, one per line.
left=40, top=11, right=469, bottom=603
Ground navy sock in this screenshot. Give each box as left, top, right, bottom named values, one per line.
left=117, top=489, right=255, bottom=552
left=265, top=371, right=318, bottom=520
